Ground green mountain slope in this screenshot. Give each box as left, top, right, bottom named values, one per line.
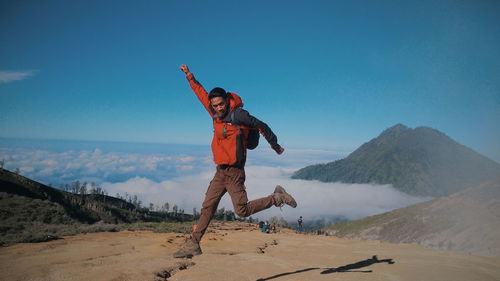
left=0, top=168, right=195, bottom=226
left=0, top=168, right=196, bottom=246
left=325, top=177, right=500, bottom=258
left=0, top=168, right=149, bottom=224
left=292, top=124, right=500, bottom=197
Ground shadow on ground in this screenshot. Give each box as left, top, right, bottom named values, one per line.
left=256, top=255, right=395, bottom=281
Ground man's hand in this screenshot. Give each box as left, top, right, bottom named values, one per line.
left=180, top=64, right=190, bottom=75
left=275, top=146, right=285, bottom=155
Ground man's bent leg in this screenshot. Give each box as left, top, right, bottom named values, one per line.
left=192, top=168, right=226, bottom=242
left=225, top=167, right=274, bottom=217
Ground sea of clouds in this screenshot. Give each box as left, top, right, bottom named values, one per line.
left=0, top=138, right=428, bottom=221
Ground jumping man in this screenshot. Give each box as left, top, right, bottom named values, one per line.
left=173, top=65, right=297, bottom=258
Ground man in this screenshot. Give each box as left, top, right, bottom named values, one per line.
left=173, top=64, right=297, bottom=258
left=297, top=216, right=303, bottom=233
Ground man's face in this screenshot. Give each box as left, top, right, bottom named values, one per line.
left=210, top=97, right=228, bottom=117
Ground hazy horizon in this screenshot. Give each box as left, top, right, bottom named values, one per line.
left=0, top=137, right=428, bottom=221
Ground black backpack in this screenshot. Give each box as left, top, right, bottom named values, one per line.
left=231, top=108, right=260, bottom=150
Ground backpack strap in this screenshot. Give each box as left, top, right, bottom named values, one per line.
left=230, top=107, right=241, bottom=126
left=230, top=108, right=242, bottom=137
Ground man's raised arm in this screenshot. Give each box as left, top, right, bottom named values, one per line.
left=180, top=64, right=213, bottom=116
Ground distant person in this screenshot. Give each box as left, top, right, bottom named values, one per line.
left=261, top=222, right=269, bottom=233
left=297, top=216, right=303, bottom=233
left=173, top=65, right=297, bottom=258
left=258, top=221, right=265, bottom=230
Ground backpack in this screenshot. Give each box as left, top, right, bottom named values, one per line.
left=230, top=108, right=260, bottom=150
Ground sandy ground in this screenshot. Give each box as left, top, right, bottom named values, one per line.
left=1, top=222, right=499, bottom=281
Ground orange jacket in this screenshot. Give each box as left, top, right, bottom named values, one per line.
left=186, top=73, right=279, bottom=167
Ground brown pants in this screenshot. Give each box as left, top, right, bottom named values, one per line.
left=192, top=166, right=275, bottom=242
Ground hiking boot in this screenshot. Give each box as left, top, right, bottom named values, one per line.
left=273, top=185, right=297, bottom=208
left=173, top=237, right=202, bottom=258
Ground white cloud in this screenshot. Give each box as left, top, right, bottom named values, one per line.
left=41, top=159, right=58, bottom=166
left=39, top=167, right=55, bottom=176
left=179, top=156, right=195, bottom=163
left=0, top=142, right=429, bottom=222
left=247, top=148, right=346, bottom=167
left=102, top=166, right=428, bottom=222
left=65, top=162, right=81, bottom=170
left=239, top=166, right=427, bottom=221
left=0, top=146, right=213, bottom=184
left=177, top=165, right=194, bottom=171
left=0, top=70, right=36, bottom=83
left=1, top=143, right=344, bottom=186
left=102, top=170, right=215, bottom=208
left=91, top=148, right=102, bottom=158
left=120, top=166, right=136, bottom=173
left=103, top=177, right=165, bottom=195
left=20, top=166, right=34, bottom=173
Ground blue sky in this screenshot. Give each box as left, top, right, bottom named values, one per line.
left=1, top=0, right=500, bottom=161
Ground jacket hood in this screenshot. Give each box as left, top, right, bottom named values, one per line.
left=227, top=92, right=244, bottom=111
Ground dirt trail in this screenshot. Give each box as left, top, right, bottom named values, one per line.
left=1, top=222, right=499, bottom=281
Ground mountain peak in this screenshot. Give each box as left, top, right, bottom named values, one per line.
left=382, top=123, right=409, bottom=133
left=376, top=124, right=411, bottom=144
left=292, top=124, right=500, bottom=197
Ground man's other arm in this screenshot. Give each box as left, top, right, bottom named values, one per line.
left=235, top=109, right=284, bottom=154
